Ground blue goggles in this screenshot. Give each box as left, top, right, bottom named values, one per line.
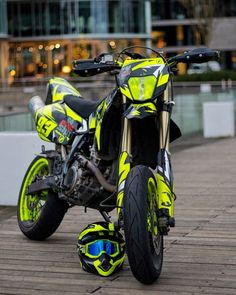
left=86, top=240, right=119, bottom=258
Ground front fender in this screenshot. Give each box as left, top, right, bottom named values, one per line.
left=123, top=102, right=157, bottom=119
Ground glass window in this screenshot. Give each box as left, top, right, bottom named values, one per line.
left=0, top=0, right=7, bottom=34
left=49, top=2, right=61, bottom=35
left=109, top=0, right=145, bottom=33
left=7, top=0, right=146, bottom=37
left=20, top=3, right=33, bottom=36
left=34, top=2, right=47, bottom=36
left=68, top=1, right=77, bottom=34
left=91, top=0, right=108, bottom=33
left=78, top=1, right=91, bottom=33
left=7, top=2, right=19, bottom=36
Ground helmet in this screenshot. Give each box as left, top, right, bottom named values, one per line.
left=77, top=221, right=125, bottom=276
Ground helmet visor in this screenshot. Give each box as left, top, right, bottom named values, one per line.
left=87, top=240, right=119, bottom=258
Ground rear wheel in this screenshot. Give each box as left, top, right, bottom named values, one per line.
left=123, top=165, right=163, bottom=284
left=17, top=156, right=68, bottom=240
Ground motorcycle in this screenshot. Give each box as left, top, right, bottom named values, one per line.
left=17, top=46, right=219, bottom=284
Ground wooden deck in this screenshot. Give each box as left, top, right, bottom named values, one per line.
left=1, top=137, right=236, bottom=294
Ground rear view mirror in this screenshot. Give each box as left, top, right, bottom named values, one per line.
left=169, top=48, right=220, bottom=64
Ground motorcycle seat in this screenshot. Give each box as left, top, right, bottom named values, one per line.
left=64, top=94, right=104, bottom=118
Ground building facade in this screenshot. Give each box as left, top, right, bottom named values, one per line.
left=151, top=0, right=236, bottom=72
left=1, top=0, right=236, bottom=80
left=0, top=0, right=9, bottom=80
left=0, top=0, right=151, bottom=79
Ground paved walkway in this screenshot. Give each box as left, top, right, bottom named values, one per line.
left=0, top=136, right=236, bottom=294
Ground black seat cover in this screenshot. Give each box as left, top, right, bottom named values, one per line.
left=64, top=95, right=104, bottom=118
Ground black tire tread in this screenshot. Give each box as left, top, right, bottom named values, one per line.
left=124, top=165, right=163, bottom=284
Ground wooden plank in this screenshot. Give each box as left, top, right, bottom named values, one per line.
left=0, top=279, right=96, bottom=293
left=0, top=137, right=236, bottom=294
left=0, top=288, right=87, bottom=295
left=0, top=206, right=16, bottom=222
left=94, top=286, right=236, bottom=295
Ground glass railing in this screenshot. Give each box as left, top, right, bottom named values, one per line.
left=0, top=84, right=235, bottom=135
left=0, top=112, right=34, bottom=132
left=172, top=90, right=236, bottom=135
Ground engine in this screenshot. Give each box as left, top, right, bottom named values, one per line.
left=62, top=153, right=116, bottom=210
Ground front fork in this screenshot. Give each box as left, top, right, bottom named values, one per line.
left=117, top=96, right=131, bottom=220
left=156, top=83, right=175, bottom=234
left=116, top=89, right=175, bottom=234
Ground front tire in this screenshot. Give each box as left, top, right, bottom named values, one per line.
left=123, top=165, right=163, bottom=284
left=17, top=156, right=68, bottom=240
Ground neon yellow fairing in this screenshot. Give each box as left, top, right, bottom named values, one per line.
left=49, top=77, right=81, bottom=103
left=94, top=99, right=108, bottom=151
left=35, top=102, right=84, bottom=145
left=89, top=113, right=97, bottom=130
left=147, top=176, right=159, bottom=236
left=128, top=76, right=157, bottom=101
left=117, top=152, right=131, bottom=217
left=118, top=58, right=169, bottom=102
left=156, top=173, right=174, bottom=218
left=124, top=102, right=157, bottom=119
left=123, top=58, right=165, bottom=68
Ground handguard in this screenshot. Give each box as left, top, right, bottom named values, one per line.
left=73, top=60, right=120, bottom=77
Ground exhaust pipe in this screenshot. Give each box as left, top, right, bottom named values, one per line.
left=78, top=155, right=116, bottom=193
left=28, top=96, right=45, bottom=117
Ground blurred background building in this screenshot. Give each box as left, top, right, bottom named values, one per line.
left=152, top=0, right=236, bottom=73
left=0, top=0, right=150, bottom=80
left=1, top=0, right=236, bottom=80
left=0, top=0, right=235, bottom=136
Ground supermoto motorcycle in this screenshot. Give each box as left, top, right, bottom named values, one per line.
left=17, top=46, right=219, bottom=284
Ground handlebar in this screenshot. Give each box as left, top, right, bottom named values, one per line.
left=168, top=48, right=220, bottom=65
left=73, top=59, right=120, bottom=77
left=73, top=47, right=220, bottom=77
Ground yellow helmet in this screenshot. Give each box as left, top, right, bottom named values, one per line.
left=77, top=222, right=125, bottom=276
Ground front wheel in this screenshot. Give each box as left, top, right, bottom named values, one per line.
left=123, top=165, right=163, bottom=284
left=17, top=156, right=69, bottom=240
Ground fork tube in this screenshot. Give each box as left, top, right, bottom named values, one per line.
left=121, top=95, right=132, bottom=154
left=117, top=95, right=132, bottom=220
left=159, top=84, right=171, bottom=152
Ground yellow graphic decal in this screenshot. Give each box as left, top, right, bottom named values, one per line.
left=120, top=86, right=132, bottom=99
left=95, top=123, right=101, bottom=151
left=89, top=115, right=97, bottom=130
left=124, top=102, right=157, bottom=118
left=93, top=257, right=125, bottom=277
left=50, top=77, right=81, bottom=103
left=117, top=152, right=131, bottom=216
left=123, top=58, right=165, bottom=69
left=157, top=73, right=169, bottom=87
left=36, top=116, right=57, bottom=138
left=118, top=152, right=131, bottom=185
left=94, top=99, right=108, bottom=151
left=156, top=173, right=174, bottom=218
left=64, top=105, right=83, bottom=123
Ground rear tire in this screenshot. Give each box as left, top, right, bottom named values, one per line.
left=17, top=156, right=68, bottom=240
left=123, top=165, right=163, bottom=284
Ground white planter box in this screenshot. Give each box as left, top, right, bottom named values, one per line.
left=0, top=132, right=54, bottom=205
left=203, top=101, right=235, bottom=138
